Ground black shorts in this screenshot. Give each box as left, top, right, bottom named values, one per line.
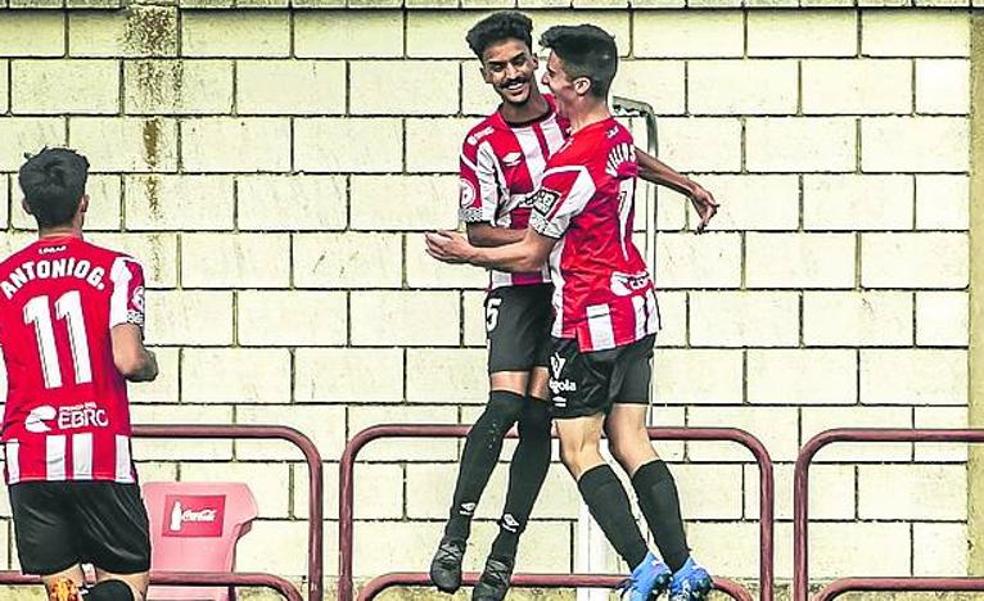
left=9, top=481, right=151, bottom=576
left=485, top=284, right=553, bottom=374
left=548, top=334, right=656, bottom=419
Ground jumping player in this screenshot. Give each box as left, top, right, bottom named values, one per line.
left=430, top=14, right=717, bottom=601
left=427, top=24, right=716, bottom=601
left=0, top=148, right=158, bottom=601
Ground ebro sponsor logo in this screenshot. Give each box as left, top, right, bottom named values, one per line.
left=25, top=402, right=109, bottom=433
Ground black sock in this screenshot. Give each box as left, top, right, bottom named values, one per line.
left=83, top=580, right=134, bottom=601
left=490, top=399, right=552, bottom=560
left=577, top=464, right=648, bottom=568
left=444, top=390, right=525, bottom=540
left=631, top=460, right=690, bottom=572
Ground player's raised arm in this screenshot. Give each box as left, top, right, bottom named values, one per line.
left=634, top=148, right=719, bottom=233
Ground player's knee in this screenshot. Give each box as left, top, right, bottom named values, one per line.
left=484, top=390, right=526, bottom=434
left=85, top=580, right=136, bottom=601
left=517, top=401, right=551, bottom=441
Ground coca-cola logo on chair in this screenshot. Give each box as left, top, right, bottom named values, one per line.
left=163, top=494, right=226, bottom=537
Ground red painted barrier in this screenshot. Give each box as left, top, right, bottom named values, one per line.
left=793, top=428, right=984, bottom=601
left=339, top=424, right=775, bottom=601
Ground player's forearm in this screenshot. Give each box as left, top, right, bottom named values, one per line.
left=121, top=349, right=158, bottom=382
left=635, top=148, right=697, bottom=196
left=466, top=224, right=528, bottom=247
left=468, top=239, right=544, bottom=273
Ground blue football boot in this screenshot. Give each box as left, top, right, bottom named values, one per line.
left=668, top=557, right=712, bottom=601
left=622, top=551, right=672, bottom=601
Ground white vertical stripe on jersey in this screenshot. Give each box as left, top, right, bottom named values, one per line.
left=586, top=304, right=616, bottom=350
left=72, top=432, right=93, bottom=480
left=477, top=141, right=506, bottom=223
left=109, top=257, right=132, bottom=328
left=6, top=440, right=20, bottom=484
left=549, top=238, right=568, bottom=338
left=513, top=127, right=546, bottom=185
left=46, top=435, right=67, bottom=481
left=632, top=295, right=646, bottom=341
left=115, top=435, right=133, bottom=483
left=646, top=289, right=660, bottom=334
left=541, top=117, right=567, bottom=154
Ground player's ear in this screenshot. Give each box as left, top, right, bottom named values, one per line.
left=78, top=194, right=89, bottom=215
left=21, top=198, right=32, bottom=216
left=480, top=65, right=492, bottom=84
left=573, top=76, right=592, bottom=97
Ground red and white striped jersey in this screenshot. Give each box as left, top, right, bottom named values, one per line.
left=530, top=118, right=659, bottom=352
left=0, top=235, right=145, bottom=485
left=459, top=94, right=570, bottom=290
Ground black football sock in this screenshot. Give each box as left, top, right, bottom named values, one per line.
left=444, top=390, right=525, bottom=540
left=490, top=399, right=552, bottom=560
left=631, top=460, right=690, bottom=572
left=83, top=581, right=134, bottom=601
left=577, top=464, right=648, bottom=568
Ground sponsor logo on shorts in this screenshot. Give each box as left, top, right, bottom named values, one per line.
left=549, top=353, right=577, bottom=397
left=164, top=495, right=226, bottom=538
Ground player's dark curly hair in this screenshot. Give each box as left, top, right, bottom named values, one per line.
left=18, top=147, right=89, bottom=228
left=466, top=11, right=534, bottom=58
left=540, top=24, right=618, bottom=99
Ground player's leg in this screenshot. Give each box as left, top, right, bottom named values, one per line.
left=606, top=338, right=711, bottom=601
left=430, top=287, right=532, bottom=593
left=9, top=482, right=85, bottom=600
left=555, top=415, right=650, bottom=570
left=549, top=339, right=650, bottom=573
left=473, top=285, right=555, bottom=601
left=70, top=482, right=151, bottom=601
left=472, top=368, right=552, bottom=601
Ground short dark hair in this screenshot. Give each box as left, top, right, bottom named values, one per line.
left=466, top=11, right=534, bottom=59
left=18, top=147, right=89, bottom=228
left=540, top=24, right=618, bottom=99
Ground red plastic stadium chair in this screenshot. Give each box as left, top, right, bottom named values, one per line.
left=143, top=482, right=258, bottom=601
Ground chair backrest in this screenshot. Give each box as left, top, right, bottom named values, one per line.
left=143, top=482, right=258, bottom=601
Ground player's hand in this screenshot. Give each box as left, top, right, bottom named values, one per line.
left=688, top=182, right=719, bottom=234
left=425, top=230, right=474, bottom=264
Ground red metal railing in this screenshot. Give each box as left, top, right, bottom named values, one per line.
left=339, top=424, right=775, bottom=601
left=814, top=577, right=984, bottom=601
left=793, top=428, right=984, bottom=601
left=357, top=572, right=754, bottom=601
left=131, top=425, right=323, bottom=601
left=0, top=571, right=304, bottom=601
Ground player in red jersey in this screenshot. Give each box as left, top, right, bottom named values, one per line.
left=428, top=25, right=714, bottom=601
left=430, top=12, right=719, bottom=601
left=0, top=148, right=158, bottom=601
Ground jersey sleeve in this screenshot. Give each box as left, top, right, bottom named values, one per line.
left=529, top=165, right=596, bottom=239
left=458, top=136, right=500, bottom=224
left=109, top=256, right=146, bottom=329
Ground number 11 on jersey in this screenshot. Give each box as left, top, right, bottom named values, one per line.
left=23, top=291, right=93, bottom=389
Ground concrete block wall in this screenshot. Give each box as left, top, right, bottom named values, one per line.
left=0, top=4, right=972, bottom=591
